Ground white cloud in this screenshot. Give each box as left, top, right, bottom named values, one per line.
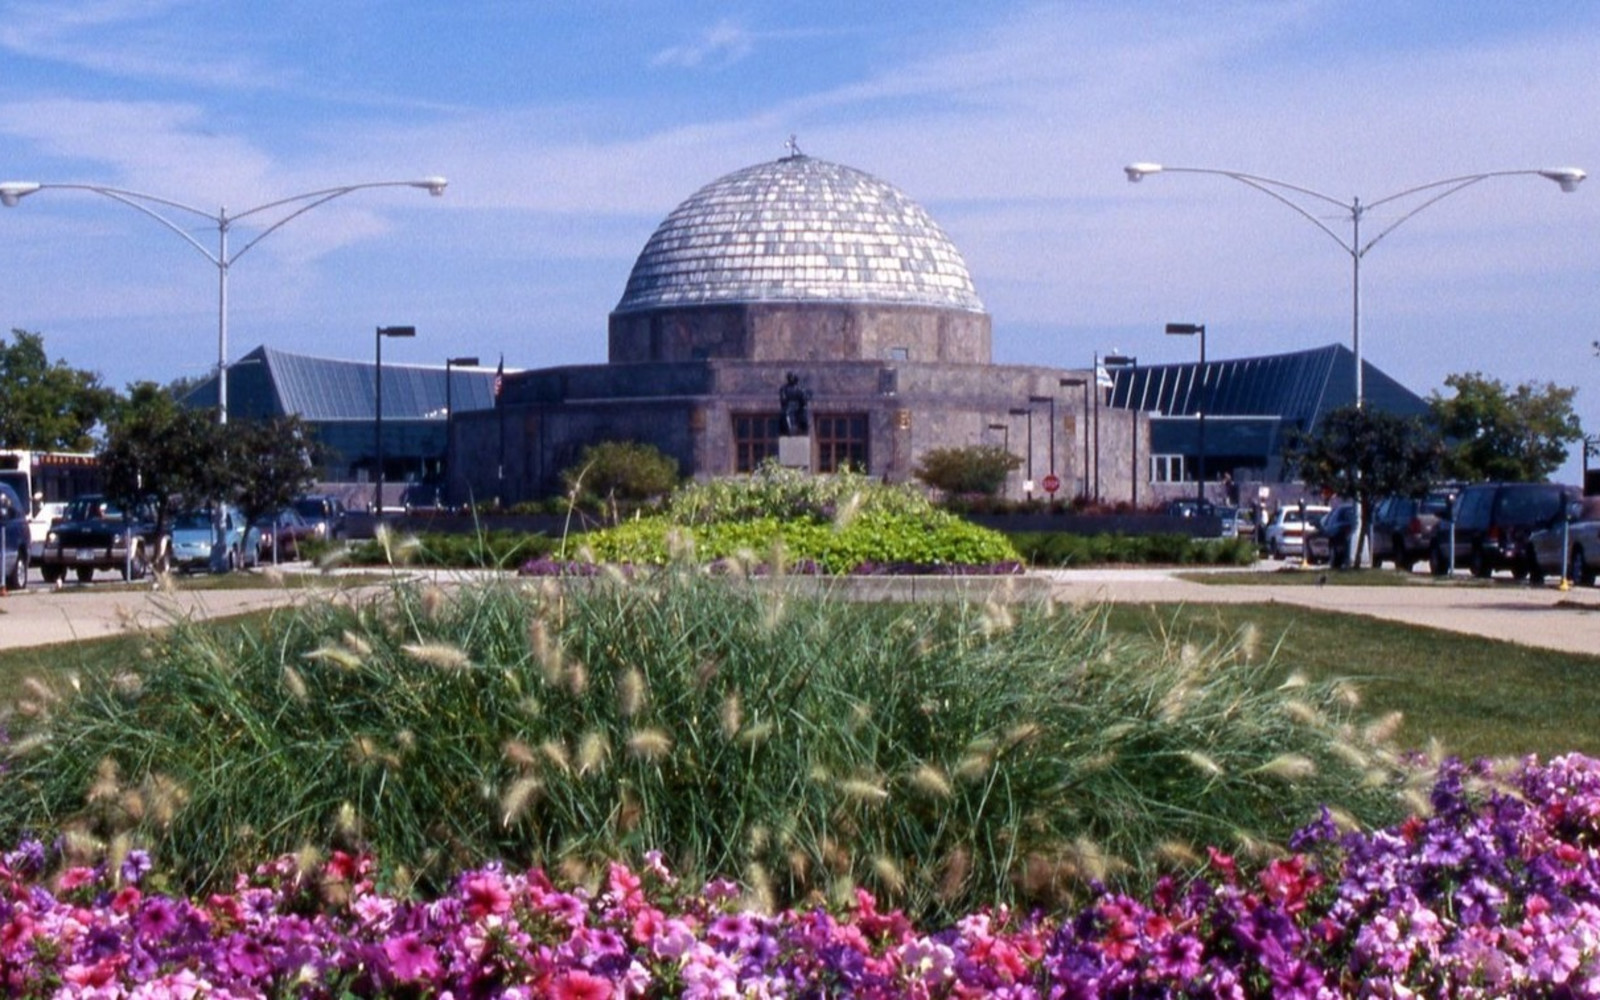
left=650, top=19, right=755, bottom=70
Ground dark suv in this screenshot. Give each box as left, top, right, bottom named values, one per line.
left=1430, top=482, right=1578, bottom=578
left=1371, top=489, right=1458, bottom=571
left=0, top=482, right=29, bottom=590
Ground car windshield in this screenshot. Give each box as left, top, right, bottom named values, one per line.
left=64, top=498, right=122, bottom=521
left=293, top=500, right=328, bottom=519
left=173, top=512, right=214, bottom=530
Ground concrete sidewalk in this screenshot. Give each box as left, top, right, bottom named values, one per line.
left=2, top=566, right=1598, bottom=657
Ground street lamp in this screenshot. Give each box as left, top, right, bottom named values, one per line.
left=1166, top=323, right=1207, bottom=505
left=375, top=325, right=418, bottom=516
left=0, top=176, right=448, bottom=424
left=444, top=355, right=480, bottom=504
left=1103, top=355, right=1138, bottom=507
left=1123, top=162, right=1583, bottom=407
left=1008, top=407, right=1033, bottom=499
left=988, top=422, right=1010, bottom=453
left=1059, top=378, right=1088, bottom=500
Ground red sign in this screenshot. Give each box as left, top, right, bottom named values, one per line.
left=1042, top=473, right=1061, bottom=495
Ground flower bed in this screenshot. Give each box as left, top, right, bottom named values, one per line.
left=5, top=754, right=1600, bottom=997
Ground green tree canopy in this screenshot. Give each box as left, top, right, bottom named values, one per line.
left=231, top=415, right=323, bottom=522
left=1428, top=372, right=1583, bottom=483
left=1283, top=405, right=1443, bottom=565
left=0, top=329, right=117, bottom=451
left=100, top=383, right=228, bottom=545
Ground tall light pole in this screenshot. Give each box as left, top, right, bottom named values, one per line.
left=1009, top=407, right=1033, bottom=500
left=444, top=355, right=479, bottom=505
left=375, top=325, right=418, bottom=516
left=1166, top=323, right=1206, bottom=505
left=1123, top=163, right=1584, bottom=407
left=988, top=422, right=1010, bottom=454
left=1103, top=355, right=1138, bottom=507
left=0, top=177, right=448, bottom=424
left=1059, top=377, right=1088, bottom=500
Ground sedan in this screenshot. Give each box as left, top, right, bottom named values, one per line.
left=166, top=506, right=254, bottom=572
left=253, top=508, right=317, bottom=562
left=1524, top=496, right=1600, bottom=586
left=1263, top=504, right=1331, bottom=559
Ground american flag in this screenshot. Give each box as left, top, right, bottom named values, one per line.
left=494, top=354, right=504, bottom=400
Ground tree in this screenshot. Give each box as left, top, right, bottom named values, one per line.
left=231, top=416, right=322, bottom=523
left=100, top=383, right=228, bottom=556
left=913, top=444, right=1023, bottom=498
left=560, top=440, right=680, bottom=519
left=1283, top=406, right=1443, bottom=566
left=1428, top=372, right=1583, bottom=483
left=0, top=329, right=118, bottom=450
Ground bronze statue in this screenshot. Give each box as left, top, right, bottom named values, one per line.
left=779, top=372, right=811, bottom=435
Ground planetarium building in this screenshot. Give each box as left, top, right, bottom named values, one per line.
left=448, top=151, right=1136, bottom=505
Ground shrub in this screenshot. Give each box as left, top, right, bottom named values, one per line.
left=1009, top=531, right=1258, bottom=567
left=573, top=462, right=1022, bottom=573
left=320, top=528, right=558, bottom=569
left=560, top=440, right=680, bottom=509
left=0, top=573, right=1410, bottom=924
left=913, top=444, right=1021, bottom=497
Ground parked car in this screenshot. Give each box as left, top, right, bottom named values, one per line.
left=166, top=505, right=254, bottom=572
left=0, top=482, right=29, bottom=590
left=37, top=494, right=158, bottom=583
left=293, top=495, right=348, bottom=542
left=1263, top=503, right=1331, bottom=559
left=1524, top=495, right=1600, bottom=586
left=1164, top=499, right=1238, bottom=538
left=1430, top=482, right=1579, bottom=579
left=1308, top=503, right=1361, bottom=568
left=1370, top=489, right=1457, bottom=571
left=253, top=507, right=317, bottom=561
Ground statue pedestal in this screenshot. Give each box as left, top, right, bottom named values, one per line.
left=778, top=435, right=812, bottom=470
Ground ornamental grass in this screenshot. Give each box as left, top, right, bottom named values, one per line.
left=0, top=569, right=1412, bottom=925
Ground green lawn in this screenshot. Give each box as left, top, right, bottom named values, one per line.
left=1105, top=601, right=1600, bottom=761
left=3, top=589, right=1597, bottom=763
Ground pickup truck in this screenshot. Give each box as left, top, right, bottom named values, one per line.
left=37, top=494, right=158, bottom=583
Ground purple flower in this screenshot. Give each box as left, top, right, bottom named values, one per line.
left=383, top=931, right=442, bottom=982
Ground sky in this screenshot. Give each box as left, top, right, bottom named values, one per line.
left=3, top=1, right=1598, bottom=476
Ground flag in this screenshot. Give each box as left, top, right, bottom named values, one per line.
left=493, top=354, right=504, bottom=401
left=1095, top=363, right=1114, bottom=389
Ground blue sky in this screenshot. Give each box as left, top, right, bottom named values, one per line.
left=3, top=1, right=1598, bottom=473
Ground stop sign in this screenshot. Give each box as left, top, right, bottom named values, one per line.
left=1042, top=473, right=1061, bottom=495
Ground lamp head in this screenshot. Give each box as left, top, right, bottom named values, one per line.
left=378, top=325, right=417, bottom=338
left=1124, top=163, right=1163, bottom=183
left=447, top=356, right=480, bottom=367
left=1540, top=168, right=1586, bottom=193
left=1165, top=322, right=1205, bottom=336
left=0, top=182, right=42, bottom=207
left=415, top=176, right=449, bottom=197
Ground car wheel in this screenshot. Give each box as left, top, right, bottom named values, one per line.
left=1573, top=547, right=1595, bottom=587
left=41, top=563, right=64, bottom=584
left=77, top=566, right=95, bottom=583
left=5, top=550, right=25, bottom=591
left=1429, top=545, right=1450, bottom=577
left=125, top=543, right=149, bottom=581
left=1469, top=547, right=1492, bottom=579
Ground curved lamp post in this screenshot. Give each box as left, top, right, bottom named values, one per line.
left=1122, top=163, right=1584, bottom=407
left=0, top=176, right=448, bottom=425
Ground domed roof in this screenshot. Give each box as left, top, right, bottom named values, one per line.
left=614, top=153, right=985, bottom=315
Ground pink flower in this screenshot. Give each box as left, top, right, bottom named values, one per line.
left=551, top=968, right=614, bottom=999
left=384, top=931, right=442, bottom=982
left=462, top=871, right=513, bottom=920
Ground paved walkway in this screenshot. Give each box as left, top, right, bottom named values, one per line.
left=2, top=565, right=1598, bottom=657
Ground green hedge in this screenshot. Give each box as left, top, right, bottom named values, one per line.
left=1008, top=531, right=1258, bottom=567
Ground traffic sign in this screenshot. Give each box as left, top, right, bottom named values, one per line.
left=1042, top=473, right=1061, bottom=495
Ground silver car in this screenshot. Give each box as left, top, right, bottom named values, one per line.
left=1525, top=495, right=1600, bottom=586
